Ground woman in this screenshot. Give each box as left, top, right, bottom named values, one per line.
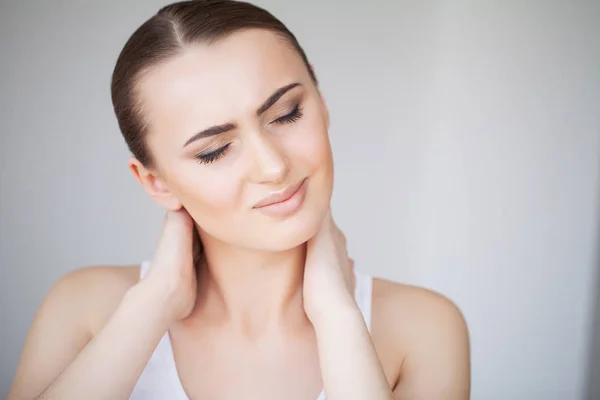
left=7, top=1, right=470, bottom=399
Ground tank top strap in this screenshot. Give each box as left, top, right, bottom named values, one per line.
left=139, top=260, right=152, bottom=279
left=353, top=267, right=374, bottom=332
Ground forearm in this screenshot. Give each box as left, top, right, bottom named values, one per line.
left=38, top=282, right=171, bottom=400
left=314, top=307, right=393, bottom=400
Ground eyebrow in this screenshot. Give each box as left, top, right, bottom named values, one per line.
left=183, top=82, right=302, bottom=147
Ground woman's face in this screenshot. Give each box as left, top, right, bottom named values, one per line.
left=135, top=29, right=333, bottom=252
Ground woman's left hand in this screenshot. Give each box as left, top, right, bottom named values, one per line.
left=303, top=209, right=396, bottom=400
left=303, top=208, right=358, bottom=326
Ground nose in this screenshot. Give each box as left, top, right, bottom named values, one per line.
left=246, top=130, right=290, bottom=184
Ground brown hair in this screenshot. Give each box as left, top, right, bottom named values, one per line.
left=110, top=0, right=317, bottom=169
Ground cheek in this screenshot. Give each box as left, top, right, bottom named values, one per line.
left=286, top=120, right=333, bottom=175
left=171, top=165, right=242, bottom=217
left=285, top=118, right=334, bottom=220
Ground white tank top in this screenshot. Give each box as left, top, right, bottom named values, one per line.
left=130, top=260, right=373, bottom=400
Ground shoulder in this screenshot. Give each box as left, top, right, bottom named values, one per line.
left=372, top=278, right=468, bottom=335
left=43, top=264, right=141, bottom=334
left=7, top=265, right=141, bottom=398
left=55, top=264, right=141, bottom=292
left=371, top=278, right=470, bottom=397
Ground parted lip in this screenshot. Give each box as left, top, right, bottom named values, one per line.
left=252, top=178, right=306, bottom=208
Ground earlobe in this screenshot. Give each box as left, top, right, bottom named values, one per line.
left=153, top=179, right=168, bottom=192
left=127, top=157, right=183, bottom=211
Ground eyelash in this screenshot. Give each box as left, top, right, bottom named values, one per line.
left=195, top=142, right=232, bottom=165
left=195, top=104, right=303, bottom=165
left=273, top=104, right=304, bottom=124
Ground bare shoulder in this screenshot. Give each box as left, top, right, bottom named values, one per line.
left=56, top=264, right=141, bottom=293
left=372, top=278, right=468, bottom=332
left=45, top=264, right=141, bottom=333
left=371, top=278, right=471, bottom=398
left=7, top=264, right=143, bottom=399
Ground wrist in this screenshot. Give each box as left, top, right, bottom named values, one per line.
left=126, top=279, right=178, bottom=327
left=309, top=302, right=365, bottom=334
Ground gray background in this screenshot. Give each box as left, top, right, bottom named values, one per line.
left=1, top=0, right=599, bottom=399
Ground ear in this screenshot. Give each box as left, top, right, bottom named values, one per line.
left=318, top=90, right=330, bottom=130
left=309, top=63, right=330, bottom=129
left=128, top=157, right=183, bottom=211
left=321, top=93, right=330, bottom=130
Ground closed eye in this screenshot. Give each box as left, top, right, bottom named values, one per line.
left=272, top=104, right=303, bottom=124
left=195, top=142, right=232, bottom=165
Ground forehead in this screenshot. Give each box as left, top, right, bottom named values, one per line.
left=136, top=29, right=310, bottom=141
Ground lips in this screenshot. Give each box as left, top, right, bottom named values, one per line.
left=253, top=178, right=306, bottom=209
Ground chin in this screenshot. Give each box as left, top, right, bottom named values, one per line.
left=202, top=176, right=333, bottom=253
left=256, top=191, right=331, bottom=252
left=265, top=218, right=323, bottom=252
left=194, top=200, right=330, bottom=254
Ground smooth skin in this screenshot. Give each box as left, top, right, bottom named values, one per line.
left=7, top=29, right=470, bottom=400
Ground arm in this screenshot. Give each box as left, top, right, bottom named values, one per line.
left=43, top=280, right=172, bottom=400
left=313, top=307, right=393, bottom=400
left=303, top=210, right=393, bottom=399
left=7, top=269, right=172, bottom=400
left=8, top=210, right=198, bottom=400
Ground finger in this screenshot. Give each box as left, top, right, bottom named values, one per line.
left=306, top=209, right=334, bottom=255
left=163, top=210, right=193, bottom=242
left=337, top=228, right=347, bottom=246
left=346, top=258, right=355, bottom=276
left=312, top=208, right=332, bottom=236
left=323, top=207, right=334, bottom=227
left=327, top=212, right=347, bottom=247
left=348, top=258, right=356, bottom=289
left=153, top=209, right=194, bottom=263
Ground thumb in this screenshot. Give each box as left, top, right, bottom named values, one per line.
left=306, top=208, right=335, bottom=254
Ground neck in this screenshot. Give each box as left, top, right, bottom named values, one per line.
left=194, top=232, right=309, bottom=334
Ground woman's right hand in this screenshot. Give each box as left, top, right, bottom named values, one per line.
left=7, top=208, right=201, bottom=400
left=141, top=208, right=199, bottom=323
